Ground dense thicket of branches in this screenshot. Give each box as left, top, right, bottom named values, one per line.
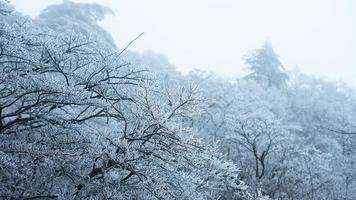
left=188, top=48, right=356, bottom=199
left=1, top=1, right=355, bottom=200
left=0, top=1, right=265, bottom=200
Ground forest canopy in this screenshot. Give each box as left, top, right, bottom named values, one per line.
left=0, top=1, right=355, bottom=200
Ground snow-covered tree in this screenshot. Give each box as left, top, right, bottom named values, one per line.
left=3, top=1, right=356, bottom=199
left=36, top=0, right=115, bottom=49
left=0, top=3, right=256, bottom=199
left=244, top=42, right=288, bottom=88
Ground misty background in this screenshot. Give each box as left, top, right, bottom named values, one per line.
left=12, top=0, right=356, bottom=84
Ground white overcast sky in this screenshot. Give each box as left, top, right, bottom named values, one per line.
left=11, top=0, right=356, bottom=84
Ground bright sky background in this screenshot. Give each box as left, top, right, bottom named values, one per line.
left=11, top=0, right=356, bottom=85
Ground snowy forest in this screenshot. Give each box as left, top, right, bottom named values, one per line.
left=1, top=1, right=356, bottom=200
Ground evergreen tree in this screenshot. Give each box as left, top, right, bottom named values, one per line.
left=245, top=42, right=288, bottom=88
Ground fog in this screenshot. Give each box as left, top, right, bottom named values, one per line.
left=1, top=1, right=356, bottom=199
left=12, top=0, right=356, bottom=84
